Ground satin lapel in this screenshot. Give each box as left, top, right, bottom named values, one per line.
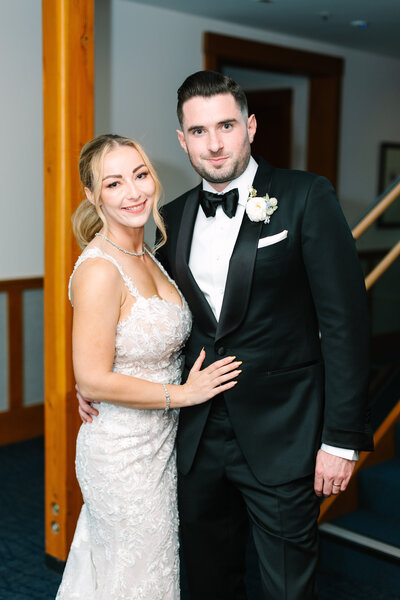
left=216, top=159, right=274, bottom=342
left=175, top=186, right=217, bottom=336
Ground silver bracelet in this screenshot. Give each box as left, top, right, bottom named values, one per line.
left=162, top=383, right=170, bottom=413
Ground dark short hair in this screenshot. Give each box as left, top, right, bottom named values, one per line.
left=177, top=70, right=248, bottom=126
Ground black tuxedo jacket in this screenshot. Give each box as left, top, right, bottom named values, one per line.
left=157, top=158, right=372, bottom=485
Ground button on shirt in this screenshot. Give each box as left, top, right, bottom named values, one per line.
left=188, top=156, right=357, bottom=462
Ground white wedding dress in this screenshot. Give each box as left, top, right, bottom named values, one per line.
left=56, top=247, right=192, bottom=600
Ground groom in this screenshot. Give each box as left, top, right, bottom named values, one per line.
left=78, top=71, right=372, bottom=598
left=156, top=71, right=372, bottom=599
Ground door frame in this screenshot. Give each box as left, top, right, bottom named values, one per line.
left=203, top=32, right=343, bottom=189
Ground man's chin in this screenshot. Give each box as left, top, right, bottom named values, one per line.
left=201, top=167, right=236, bottom=185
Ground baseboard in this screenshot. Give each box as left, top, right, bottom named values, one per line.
left=319, top=522, right=400, bottom=563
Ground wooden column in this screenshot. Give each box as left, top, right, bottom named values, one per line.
left=42, top=0, right=94, bottom=562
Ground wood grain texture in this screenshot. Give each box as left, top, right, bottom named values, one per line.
left=42, top=0, right=94, bottom=561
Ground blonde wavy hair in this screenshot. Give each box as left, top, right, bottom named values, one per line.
left=72, top=134, right=166, bottom=251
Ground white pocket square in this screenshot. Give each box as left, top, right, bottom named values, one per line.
left=258, top=230, right=288, bottom=248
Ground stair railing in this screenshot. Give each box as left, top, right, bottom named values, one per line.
left=320, top=179, right=400, bottom=523
left=352, top=179, right=400, bottom=290
left=320, top=398, right=400, bottom=523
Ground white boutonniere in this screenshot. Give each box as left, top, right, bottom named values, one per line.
left=245, top=186, right=278, bottom=224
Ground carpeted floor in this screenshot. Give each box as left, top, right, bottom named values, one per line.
left=1, top=437, right=399, bottom=599
left=0, top=437, right=61, bottom=599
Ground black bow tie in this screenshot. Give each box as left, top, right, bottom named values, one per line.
left=199, top=188, right=239, bottom=219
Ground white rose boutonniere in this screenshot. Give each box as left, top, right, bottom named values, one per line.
left=246, top=186, right=278, bottom=224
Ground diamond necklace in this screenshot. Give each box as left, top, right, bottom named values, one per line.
left=95, top=233, right=146, bottom=256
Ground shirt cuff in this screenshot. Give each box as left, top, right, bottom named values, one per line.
left=321, top=443, right=359, bottom=461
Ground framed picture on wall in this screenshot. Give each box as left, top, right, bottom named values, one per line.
left=378, top=142, right=400, bottom=227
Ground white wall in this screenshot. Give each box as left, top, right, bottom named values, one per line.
left=339, top=53, right=400, bottom=248
left=96, top=0, right=400, bottom=249
left=0, top=1, right=43, bottom=279
left=1, top=0, right=399, bottom=279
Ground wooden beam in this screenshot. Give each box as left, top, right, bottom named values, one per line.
left=203, top=32, right=343, bottom=77
left=0, top=278, right=43, bottom=292
left=42, top=0, right=94, bottom=561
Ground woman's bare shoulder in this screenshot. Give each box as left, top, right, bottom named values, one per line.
left=71, top=254, right=122, bottom=305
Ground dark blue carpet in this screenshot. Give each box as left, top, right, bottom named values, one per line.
left=0, top=437, right=61, bottom=599
left=1, top=437, right=399, bottom=599
left=323, top=421, right=400, bottom=598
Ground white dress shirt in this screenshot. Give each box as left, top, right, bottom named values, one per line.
left=189, top=157, right=258, bottom=320
left=188, top=156, right=357, bottom=462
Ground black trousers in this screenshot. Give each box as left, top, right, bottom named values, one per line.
left=178, top=397, right=320, bottom=599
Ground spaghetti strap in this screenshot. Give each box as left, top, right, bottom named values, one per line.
left=68, top=246, right=140, bottom=305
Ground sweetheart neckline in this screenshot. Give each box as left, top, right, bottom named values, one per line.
left=117, top=293, right=186, bottom=327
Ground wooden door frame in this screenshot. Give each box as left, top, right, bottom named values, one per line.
left=245, top=88, right=293, bottom=169
left=203, top=32, right=343, bottom=189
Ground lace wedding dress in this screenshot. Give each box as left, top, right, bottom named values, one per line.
left=56, top=247, right=192, bottom=600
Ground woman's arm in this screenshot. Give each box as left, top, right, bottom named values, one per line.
left=71, top=259, right=240, bottom=410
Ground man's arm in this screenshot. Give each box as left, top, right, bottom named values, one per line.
left=300, top=176, right=372, bottom=494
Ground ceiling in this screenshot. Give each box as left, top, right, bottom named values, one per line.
left=132, top=0, right=400, bottom=59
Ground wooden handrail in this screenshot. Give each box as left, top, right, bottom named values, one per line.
left=350, top=181, right=400, bottom=290
left=365, top=241, right=400, bottom=290
left=319, top=399, right=400, bottom=523
left=352, top=181, right=400, bottom=240
left=319, top=184, right=400, bottom=522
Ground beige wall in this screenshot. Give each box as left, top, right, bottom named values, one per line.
left=0, top=0, right=43, bottom=279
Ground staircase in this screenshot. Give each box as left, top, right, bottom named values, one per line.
left=319, top=420, right=400, bottom=597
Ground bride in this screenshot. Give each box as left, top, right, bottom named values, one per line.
left=56, top=134, right=241, bottom=599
